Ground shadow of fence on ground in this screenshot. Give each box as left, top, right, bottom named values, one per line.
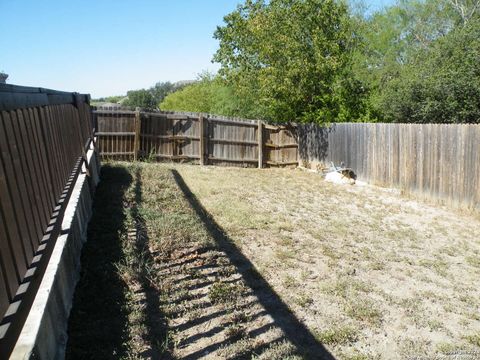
left=67, top=165, right=171, bottom=360
left=171, top=169, right=334, bottom=360
left=66, top=165, right=132, bottom=359
left=67, top=164, right=335, bottom=359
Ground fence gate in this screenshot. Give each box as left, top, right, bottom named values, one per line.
left=263, top=124, right=299, bottom=167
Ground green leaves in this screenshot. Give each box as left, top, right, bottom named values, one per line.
left=160, top=73, right=241, bottom=116
left=214, top=0, right=363, bottom=124
left=135, top=0, right=480, bottom=124
left=349, top=0, right=480, bottom=124
left=378, top=18, right=480, bottom=123
left=123, top=89, right=157, bottom=110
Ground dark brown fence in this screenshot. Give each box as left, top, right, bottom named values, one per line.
left=0, top=84, right=94, bottom=354
left=298, top=123, right=480, bottom=209
left=93, top=110, right=298, bottom=167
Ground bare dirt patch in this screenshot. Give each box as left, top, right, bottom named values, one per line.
left=173, top=164, right=480, bottom=359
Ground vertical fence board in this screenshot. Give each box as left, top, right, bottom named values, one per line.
left=298, top=122, right=480, bottom=209
left=0, top=86, right=93, bottom=354
left=13, top=109, right=44, bottom=244
left=2, top=111, right=35, bottom=258
left=95, top=110, right=300, bottom=168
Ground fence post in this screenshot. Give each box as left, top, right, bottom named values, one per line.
left=134, top=109, right=141, bottom=161
left=199, top=115, right=205, bottom=165
left=258, top=120, right=263, bottom=169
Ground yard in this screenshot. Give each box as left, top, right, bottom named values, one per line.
left=66, top=162, right=480, bottom=359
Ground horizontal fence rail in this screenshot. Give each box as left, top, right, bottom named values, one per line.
left=94, top=109, right=478, bottom=208
left=0, top=84, right=94, bottom=355
left=298, top=123, right=480, bottom=210
left=93, top=109, right=299, bottom=168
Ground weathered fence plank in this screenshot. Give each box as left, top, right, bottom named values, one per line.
left=264, top=125, right=298, bottom=167
left=298, top=122, right=480, bottom=209
left=258, top=121, right=263, bottom=168
left=95, top=110, right=295, bottom=168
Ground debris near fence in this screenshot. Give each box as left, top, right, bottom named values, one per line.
left=324, top=162, right=356, bottom=185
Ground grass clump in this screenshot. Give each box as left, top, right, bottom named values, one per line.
left=466, top=255, right=480, bottom=268
left=252, top=340, right=301, bottom=360
left=209, top=282, right=242, bottom=304
left=345, top=299, right=382, bottom=325
left=464, top=333, right=480, bottom=347
left=294, top=293, right=314, bottom=308
left=321, top=277, right=372, bottom=299
left=275, top=248, right=296, bottom=262
left=283, top=275, right=298, bottom=288
left=314, top=326, right=358, bottom=345
left=225, top=323, right=246, bottom=340
left=436, top=342, right=466, bottom=354
left=418, top=258, right=449, bottom=277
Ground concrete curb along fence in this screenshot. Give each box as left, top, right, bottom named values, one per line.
left=10, top=141, right=100, bottom=360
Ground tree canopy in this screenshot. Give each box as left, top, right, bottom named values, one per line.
left=99, top=0, right=480, bottom=124
left=160, top=73, right=240, bottom=116
left=213, top=0, right=364, bottom=123
left=122, top=89, right=157, bottom=110
left=378, top=17, right=480, bottom=123
left=350, top=0, right=480, bottom=123
left=118, top=82, right=181, bottom=110
left=207, top=0, right=480, bottom=124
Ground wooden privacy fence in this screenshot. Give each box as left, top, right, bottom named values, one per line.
left=92, top=110, right=480, bottom=208
left=298, top=123, right=480, bottom=209
left=93, top=110, right=299, bottom=168
left=0, top=84, right=94, bottom=354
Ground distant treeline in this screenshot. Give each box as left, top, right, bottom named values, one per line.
left=99, top=0, right=480, bottom=124
left=92, top=81, right=191, bottom=110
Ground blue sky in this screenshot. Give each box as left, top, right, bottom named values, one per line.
left=0, top=0, right=394, bottom=98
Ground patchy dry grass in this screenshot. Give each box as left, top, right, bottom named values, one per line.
left=172, top=164, right=480, bottom=359
left=314, top=326, right=358, bottom=346
left=67, top=162, right=480, bottom=359
left=67, top=162, right=304, bottom=359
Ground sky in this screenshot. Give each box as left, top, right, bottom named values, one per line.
left=0, top=0, right=395, bottom=98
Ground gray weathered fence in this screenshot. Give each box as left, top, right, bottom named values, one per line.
left=298, top=123, right=480, bottom=209
left=93, top=110, right=299, bottom=168
left=96, top=111, right=479, bottom=209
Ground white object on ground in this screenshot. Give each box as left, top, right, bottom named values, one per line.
left=325, top=170, right=356, bottom=185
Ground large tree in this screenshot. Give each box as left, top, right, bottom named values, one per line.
left=213, top=0, right=364, bottom=123
left=150, top=81, right=176, bottom=105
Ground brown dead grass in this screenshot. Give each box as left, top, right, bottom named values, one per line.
left=68, top=163, right=302, bottom=359
left=172, top=164, right=480, bottom=359
left=137, top=163, right=303, bottom=359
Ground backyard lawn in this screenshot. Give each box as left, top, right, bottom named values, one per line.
left=67, top=162, right=480, bottom=359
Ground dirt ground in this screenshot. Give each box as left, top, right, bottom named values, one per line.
left=67, top=163, right=315, bottom=359
left=173, top=164, right=480, bottom=359
left=67, top=162, right=480, bottom=360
